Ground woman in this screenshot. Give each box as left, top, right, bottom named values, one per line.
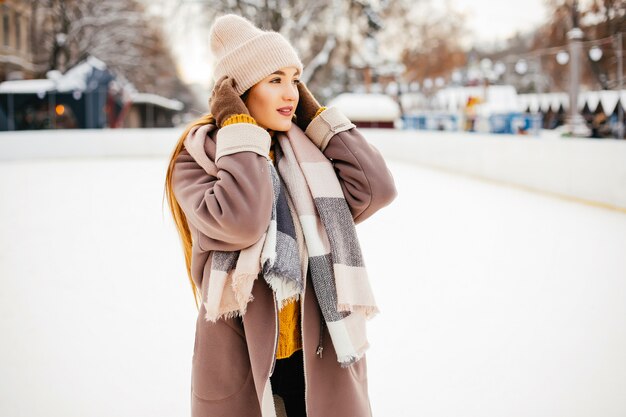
left=164, top=14, right=397, bottom=417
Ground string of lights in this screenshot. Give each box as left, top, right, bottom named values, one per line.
left=497, top=31, right=626, bottom=64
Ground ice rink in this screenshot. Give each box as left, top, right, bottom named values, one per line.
left=1, top=131, right=626, bottom=417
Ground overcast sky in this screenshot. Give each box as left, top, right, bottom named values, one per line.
left=450, top=0, right=548, bottom=48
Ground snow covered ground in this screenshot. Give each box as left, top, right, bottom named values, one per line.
left=1, top=130, right=625, bottom=417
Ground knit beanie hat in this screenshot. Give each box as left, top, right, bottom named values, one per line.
left=209, top=14, right=304, bottom=96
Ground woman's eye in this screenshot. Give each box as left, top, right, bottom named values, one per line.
left=270, top=78, right=299, bottom=85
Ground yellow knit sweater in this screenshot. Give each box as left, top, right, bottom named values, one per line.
left=275, top=298, right=302, bottom=359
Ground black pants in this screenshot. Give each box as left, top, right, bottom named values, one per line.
left=270, top=349, right=307, bottom=417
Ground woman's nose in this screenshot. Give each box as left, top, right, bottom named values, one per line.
left=283, top=83, right=298, bottom=101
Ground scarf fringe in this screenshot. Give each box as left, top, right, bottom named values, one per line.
left=276, top=293, right=301, bottom=310
left=337, top=352, right=365, bottom=368
left=231, top=273, right=259, bottom=309
left=204, top=307, right=246, bottom=323
left=265, top=274, right=302, bottom=310
left=337, top=304, right=380, bottom=320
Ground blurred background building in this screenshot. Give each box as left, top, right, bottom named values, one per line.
left=0, top=0, right=188, bottom=130
left=0, top=0, right=35, bottom=81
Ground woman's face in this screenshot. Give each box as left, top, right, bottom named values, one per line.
left=243, top=66, right=300, bottom=132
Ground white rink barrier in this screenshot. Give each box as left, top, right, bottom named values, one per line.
left=365, top=129, right=626, bottom=211
left=367, top=129, right=626, bottom=210
left=1, top=127, right=625, bottom=210
left=0, top=128, right=181, bottom=159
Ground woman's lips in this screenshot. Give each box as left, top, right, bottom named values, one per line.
left=277, top=107, right=293, bottom=116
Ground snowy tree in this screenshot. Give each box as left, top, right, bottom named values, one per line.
left=27, top=0, right=194, bottom=106
left=377, top=0, right=469, bottom=87
left=186, top=0, right=390, bottom=102
left=382, top=0, right=624, bottom=95
left=476, top=0, right=626, bottom=93
left=532, top=0, right=625, bottom=91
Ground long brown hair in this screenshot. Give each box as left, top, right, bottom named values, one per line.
left=163, top=112, right=216, bottom=311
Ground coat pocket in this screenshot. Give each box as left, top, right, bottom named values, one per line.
left=192, top=316, right=251, bottom=401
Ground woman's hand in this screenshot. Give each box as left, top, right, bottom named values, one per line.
left=294, top=81, right=322, bottom=132
left=210, top=76, right=250, bottom=128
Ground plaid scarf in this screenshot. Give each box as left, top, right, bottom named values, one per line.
left=200, top=124, right=378, bottom=367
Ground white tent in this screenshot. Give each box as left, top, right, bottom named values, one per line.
left=327, top=93, right=401, bottom=122
left=0, top=79, right=55, bottom=94
left=517, top=90, right=625, bottom=114
left=434, top=85, right=519, bottom=114
left=130, top=93, right=183, bottom=111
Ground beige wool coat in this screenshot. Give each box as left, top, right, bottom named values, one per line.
left=172, top=107, right=397, bottom=417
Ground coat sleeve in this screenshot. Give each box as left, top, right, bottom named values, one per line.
left=171, top=122, right=274, bottom=251
left=304, top=106, right=398, bottom=225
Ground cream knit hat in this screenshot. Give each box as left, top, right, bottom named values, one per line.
left=209, top=14, right=304, bottom=96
